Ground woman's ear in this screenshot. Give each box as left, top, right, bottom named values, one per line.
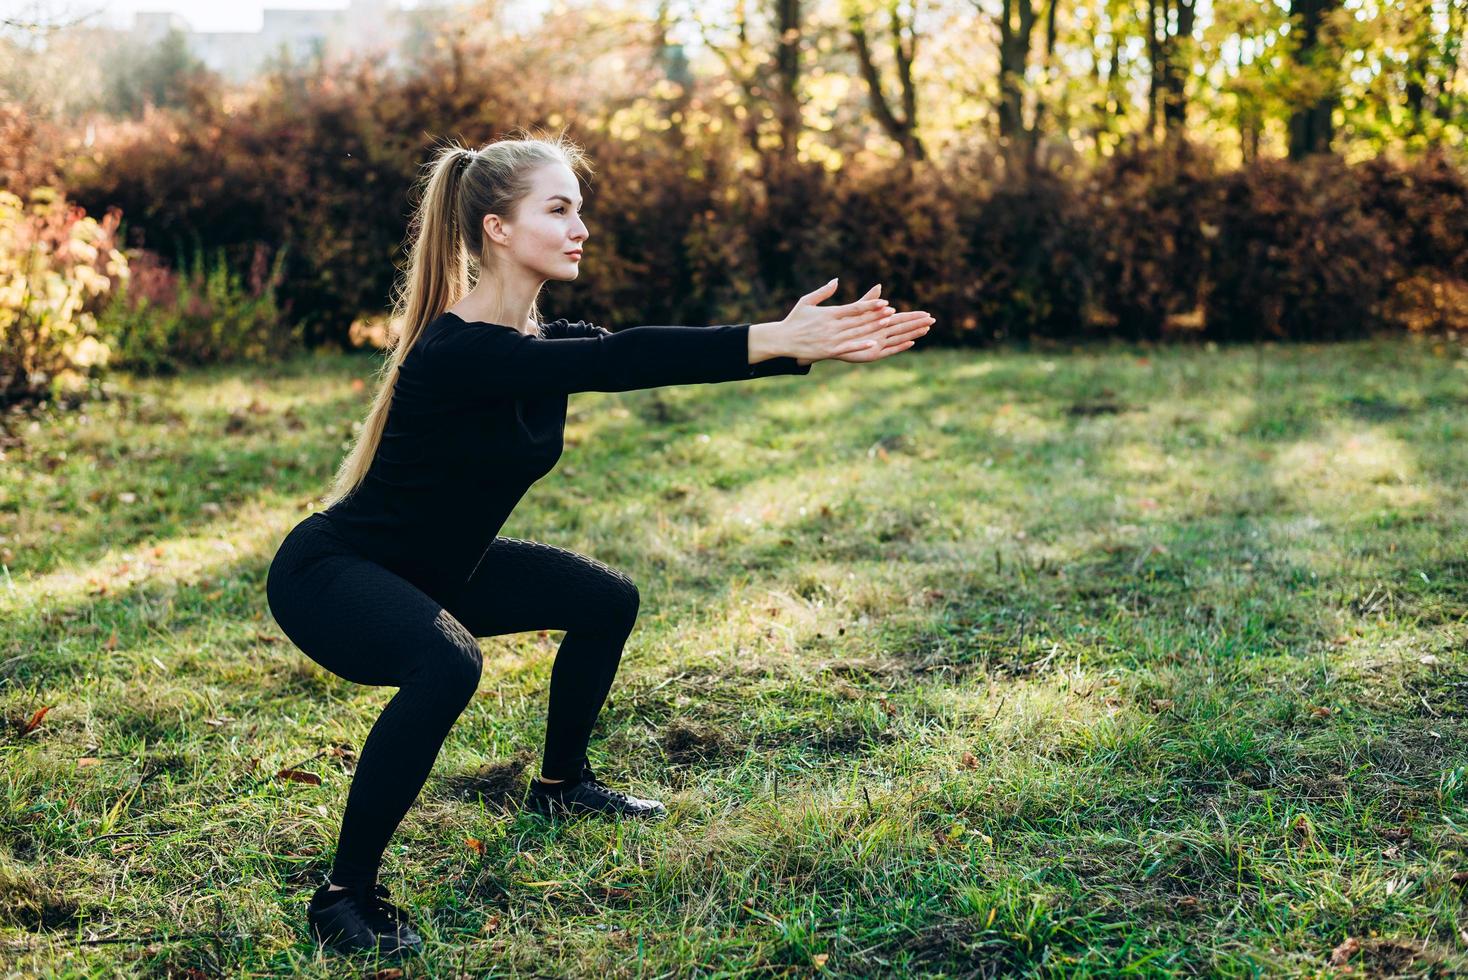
left=483, top=213, right=510, bottom=247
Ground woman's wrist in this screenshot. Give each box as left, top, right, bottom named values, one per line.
left=746, top=321, right=787, bottom=364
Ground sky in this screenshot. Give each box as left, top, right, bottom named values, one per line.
left=6, top=0, right=547, bottom=33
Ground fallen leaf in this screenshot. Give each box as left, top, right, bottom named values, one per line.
left=1328, top=936, right=1360, bottom=965
left=21, top=704, right=54, bottom=735
left=275, top=768, right=322, bottom=786
left=466, top=837, right=485, bottom=855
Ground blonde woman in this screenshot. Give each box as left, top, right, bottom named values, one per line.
left=264, top=130, right=933, bottom=959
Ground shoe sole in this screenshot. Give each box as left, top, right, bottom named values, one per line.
left=525, top=800, right=668, bottom=821
left=309, top=922, right=423, bottom=959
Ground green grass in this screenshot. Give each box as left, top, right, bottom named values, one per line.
left=2, top=336, right=1466, bottom=976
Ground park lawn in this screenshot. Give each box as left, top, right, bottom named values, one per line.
left=1, top=335, right=1466, bottom=977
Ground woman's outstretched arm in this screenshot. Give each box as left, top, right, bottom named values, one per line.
left=424, top=320, right=810, bottom=400
left=424, top=280, right=929, bottom=400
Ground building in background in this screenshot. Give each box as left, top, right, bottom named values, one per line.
left=128, top=0, right=450, bottom=82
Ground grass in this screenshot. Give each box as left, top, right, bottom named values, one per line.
left=1, top=334, right=1466, bottom=977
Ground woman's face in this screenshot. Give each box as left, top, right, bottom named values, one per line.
left=486, top=162, right=588, bottom=282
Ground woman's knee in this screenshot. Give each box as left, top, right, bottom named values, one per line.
left=416, top=611, right=484, bottom=705
left=604, top=573, right=640, bottom=632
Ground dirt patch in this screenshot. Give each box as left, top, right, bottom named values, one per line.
left=437, top=750, right=537, bottom=812
left=661, top=718, right=740, bottom=764
left=0, top=865, right=80, bottom=931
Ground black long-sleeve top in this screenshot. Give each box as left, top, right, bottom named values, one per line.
left=318, top=312, right=811, bottom=597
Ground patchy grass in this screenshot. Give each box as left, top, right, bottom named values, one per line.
left=1, top=335, right=1466, bottom=976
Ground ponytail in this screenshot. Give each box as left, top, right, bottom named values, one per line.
left=320, top=144, right=474, bottom=510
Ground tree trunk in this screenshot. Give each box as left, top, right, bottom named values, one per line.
left=996, top=0, right=1038, bottom=167
left=1287, top=0, right=1340, bottom=159
left=774, top=0, right=803, bottom=170
left=847, top=0, right=928, bottom=160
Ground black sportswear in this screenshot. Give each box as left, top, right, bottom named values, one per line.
left=320, top=314, right=809, bottom=598
left=266, top=313, right=807, bottom=895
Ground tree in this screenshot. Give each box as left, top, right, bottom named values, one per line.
left=1146, top=0, right=1198, bottom=143
left=968, top=0, right=1061, bottom=171
left=691, top=0, right=809, bottom=179
left=1285, top=0, right=1343, bottom=159
left=841, top=0, right=927, bottom=161
left=99, top=28, right=218, bottom=119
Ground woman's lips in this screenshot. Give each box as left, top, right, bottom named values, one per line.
left=565, top=250, right=582, bottom=259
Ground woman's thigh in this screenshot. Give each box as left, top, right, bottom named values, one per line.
left=436, top=536, right=640, bottom=639
left=268, top=532, right=481, bottom=688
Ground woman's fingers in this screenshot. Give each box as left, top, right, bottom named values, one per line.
left=831, top=314, right=933, bottom=360
left=832, top=297, right=893, bottom=319
left=837, top=309, right=929, bottom=338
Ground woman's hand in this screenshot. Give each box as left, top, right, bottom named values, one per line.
left=777, top=279, right=934, bottom=364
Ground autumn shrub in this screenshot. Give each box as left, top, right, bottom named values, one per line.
left=56, top=46, right=1468, bottom=352
left=1082, top=141, right=1220, bottom=342
left=1355, top=148, right=1468, bottom=334
left=814, top=158, right=969, bottom=339
left=0, top=187, right=127, bottom=406
left=94, top=241, right=298, bottom=374
left=958, top=168, right=1093, bottom=344
left=1203, top=155, right=1398, bottom=343
left=0, top=101, right=68, bottom=201
left=64, top=54, right=526, bottom=349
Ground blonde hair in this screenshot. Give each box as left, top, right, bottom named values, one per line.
left=321, top=127, right=593, bottom=510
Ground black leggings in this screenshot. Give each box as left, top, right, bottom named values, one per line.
left=265, top=513, right=639, bottom=891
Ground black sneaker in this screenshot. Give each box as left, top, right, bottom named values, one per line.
left=306, top=880, right=424, bottom=959
left=524, top=763, right=667, bottom=820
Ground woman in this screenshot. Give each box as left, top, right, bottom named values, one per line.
left=264, top=130, right=934, bottom=959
